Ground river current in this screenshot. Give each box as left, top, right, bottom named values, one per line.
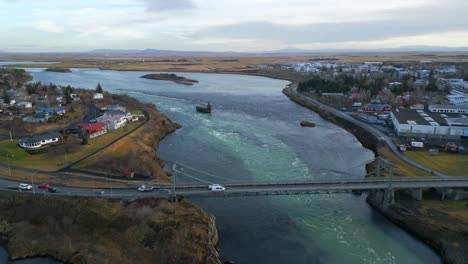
left=19, top=67, right=440, bottom=264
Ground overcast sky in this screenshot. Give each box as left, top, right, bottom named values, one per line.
left=1, top=0, right=468, bottom=52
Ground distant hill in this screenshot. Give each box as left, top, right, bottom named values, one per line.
left=87, top=46, right=468, bottom=56
left=88, top=49, right=246, bottom=56
left=264, top=46, right=468, bottom=54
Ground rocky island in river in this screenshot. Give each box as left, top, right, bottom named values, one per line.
left=44, top=68, right=72, bottom=73
left=141, top=73, right=199, bottom=85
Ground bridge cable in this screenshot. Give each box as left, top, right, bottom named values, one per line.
left=173, top=169, right=215, bottom=185
left=174, top=161, right=243, bottom=182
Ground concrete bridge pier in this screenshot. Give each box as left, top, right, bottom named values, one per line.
left=403, top=188, right=423, bottom=201
left=369, top=189, right=395, bottom=207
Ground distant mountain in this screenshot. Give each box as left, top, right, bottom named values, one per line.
left=88, top=49, right=246, bottom=55
left=265, top=46, right=468, bottom=54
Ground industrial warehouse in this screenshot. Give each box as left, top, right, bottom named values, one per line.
left=390, top=105, right=468, bottom=139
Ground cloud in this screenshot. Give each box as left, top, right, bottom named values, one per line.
left=138, top=0, right=195, bottom=11
left=193, top=1, right=468, bottom=45
left=33, top=20, right=64, bottom=33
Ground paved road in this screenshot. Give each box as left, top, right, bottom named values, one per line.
left=0, top=178, right=171, bottom=199
left=289, top=87, right=447, bottom=177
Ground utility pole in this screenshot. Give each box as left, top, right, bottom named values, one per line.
left=6, top=154, right=12, bottom=178
left=172, top=163, right=177, bottom=195
left=9, top=130, right=12, bottom=141
left=31, top=171, right=36, bottom=196
left=376, top=156, right=381, bottom=178
left=388, top=162, right=393, bottom=190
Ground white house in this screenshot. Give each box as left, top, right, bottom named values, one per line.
left=19, top=131, right=63, bottom=149
left=97, top=115, right=127, bottom=130
left=93, top=93, right=104, bottom=100
left=17, top=101, right=32, bottom=108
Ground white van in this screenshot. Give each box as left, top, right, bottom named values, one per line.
left=208, top=184, right=226, bottom=191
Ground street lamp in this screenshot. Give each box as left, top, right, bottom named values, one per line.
left=5, top=154, right=12, bottom=178
left=31, top=170, right=37, bottom=196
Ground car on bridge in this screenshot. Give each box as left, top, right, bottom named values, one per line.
left=38, top=183, right=50, bottom=189
left=208, top=184, right=225, bottom=191
left=19, top=183, right=32, bottom=191
left=138, top=185, right=154, bottom=192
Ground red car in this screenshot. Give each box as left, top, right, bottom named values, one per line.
left=38, top=183, right=50, bottom=189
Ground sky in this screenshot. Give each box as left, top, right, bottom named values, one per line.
left=1, top=0, right=468, bottom=52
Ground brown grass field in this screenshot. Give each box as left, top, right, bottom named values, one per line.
left=2, top=52, right=468, bottom=75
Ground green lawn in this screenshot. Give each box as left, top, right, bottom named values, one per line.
left=130, top=109, right=144, bottom=115
left=0, top=123, right=140, bottom=171
left=405, top=150, right=468, bottom=176
left=376, top=146, right=429, bottom=177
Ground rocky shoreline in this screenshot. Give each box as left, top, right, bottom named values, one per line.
left=282, top=85, right=466, bottom=264
left=141, top=73, right=199, bottom=86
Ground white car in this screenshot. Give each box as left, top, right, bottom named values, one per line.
left=19, top=183, right=32, bottom=191
left=138, top=185, right=154, bottom=192
left=208, top=184, right=225, bottom=191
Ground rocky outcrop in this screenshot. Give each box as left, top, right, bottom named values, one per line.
left=0, top=193, right=221, bottom=264
left=300, top=121, right=316, bottom=127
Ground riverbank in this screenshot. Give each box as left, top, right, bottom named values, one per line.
left=367, top=191, right=468, bottom=264
left=0, top=193, right=221, bottom=264
left=282, top=85, right=467, bottom=264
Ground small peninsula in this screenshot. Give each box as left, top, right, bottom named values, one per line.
left=44, top=68, right=72, bottom=73
left=141, top=73, right=199, bottom=86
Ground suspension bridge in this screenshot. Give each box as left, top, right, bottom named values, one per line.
left=169, top=160, right=468, bottom=203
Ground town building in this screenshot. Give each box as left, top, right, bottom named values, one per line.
left=446, top=94, right=467, bottom=105
left=93, top=93, right=104, bottom=100
left=97, top=115, right=127, bottom=130
left=428, top=105, right=468, bottom=114
left=19, top=131, right=63, bottom=149
left=363, top=103, right=392, bottom=113
left=77, top=122, right=107, bottom=138
left=23, top=112, right=49, bottom=123
left=17, top=101, right=32, bottom=108
left=38, top=107, right=66, bottom=116
left=391, top=109, right=468, bottom=138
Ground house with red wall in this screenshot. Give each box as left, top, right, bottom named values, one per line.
left=363, top=103, right=392, bottom=113
left=77, top=122, right=107, bottom=138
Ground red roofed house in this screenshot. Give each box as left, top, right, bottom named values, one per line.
left=410, top=103, right=424, bottom=110
left=77, top=122, right=107, bottom=138
left=363, top=103, right=392, bottom=113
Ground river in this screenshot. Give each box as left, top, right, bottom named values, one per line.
left=20, top=67, right=440, bottom=264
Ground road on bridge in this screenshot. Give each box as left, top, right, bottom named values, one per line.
left=172, top=177, right=468, bottom=197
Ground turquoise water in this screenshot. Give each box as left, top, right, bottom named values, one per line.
left=25, top=68, right=440, bottom=264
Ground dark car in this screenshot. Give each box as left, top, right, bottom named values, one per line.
left=48, top=187, right=57, bottom=193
